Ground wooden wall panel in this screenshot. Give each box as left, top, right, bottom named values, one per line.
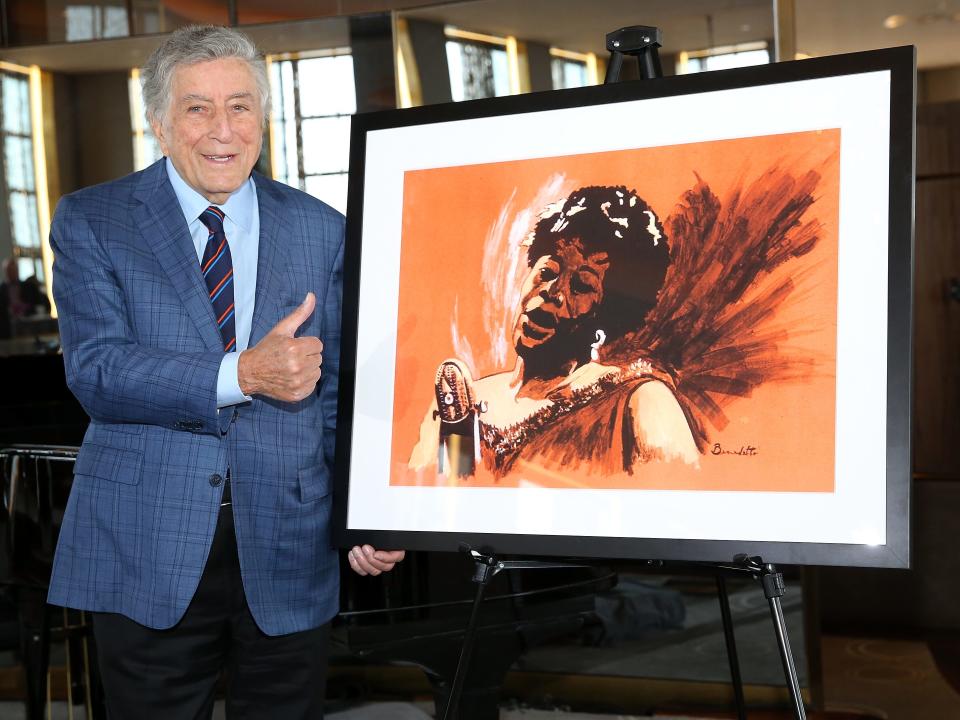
left=913, top=101, right=960, bottom=478
left=914, top=179, right=960, bottom=476
left=917, top=101, right=960, bottom=178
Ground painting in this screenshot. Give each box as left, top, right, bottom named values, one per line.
left=396, top=130, right=839, bottom=492
left=335, top=47, right=914, bottom=567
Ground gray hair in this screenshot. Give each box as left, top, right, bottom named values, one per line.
left=141, top=25, right=270, bottom=127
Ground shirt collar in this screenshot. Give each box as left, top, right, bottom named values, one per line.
left=164, top=157, right=256, bottom=232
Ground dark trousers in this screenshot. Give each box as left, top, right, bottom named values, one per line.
left=91, top=503, right=329, bottom=720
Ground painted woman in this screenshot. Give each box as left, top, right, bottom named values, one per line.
left=410, top=185, right=699, bottom=478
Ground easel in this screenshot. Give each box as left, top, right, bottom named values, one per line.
left=439, top=26, right=808, bottom=720
left=600, top=27, right=807, bottom=719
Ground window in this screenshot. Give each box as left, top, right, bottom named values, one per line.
left=445, top=28, right=512, bottom=102
left=268, top=51, right=356, bottom=215
left=1, top=70, right=43, bottom=282
left=128, top=69, right=163, bottom=172
left=65, top=3, right=129, bottom=41
left=442, top=28, right=539, bottom=101
left=5, top=0, right=130, bottom=45
left=550, top=48, right=599, bottom=90
left=677, top=42, right=770, bottom=74
left=128, top=0, right=227, bottom=36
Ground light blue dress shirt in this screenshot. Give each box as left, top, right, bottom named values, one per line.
left=165, top=158, right=259, bottom=408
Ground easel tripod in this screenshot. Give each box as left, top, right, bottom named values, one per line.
left=440, top=25, right=808, bottom=720
left=600, top=30, right=809, bottom=716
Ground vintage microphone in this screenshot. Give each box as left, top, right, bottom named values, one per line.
left=432, top=359, right=486, bottom=478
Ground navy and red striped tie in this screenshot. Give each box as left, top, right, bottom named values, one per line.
left=199, top=206, right=236, bottom=352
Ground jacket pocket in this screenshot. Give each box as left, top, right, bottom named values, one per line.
left=297, top=461, right=331, bottom=503
left=73, top=426, right=145, bottom=485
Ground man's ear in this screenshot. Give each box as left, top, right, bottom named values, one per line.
left=149, top=116, right=168, bottom=156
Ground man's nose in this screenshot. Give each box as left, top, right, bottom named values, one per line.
left=208, top=111, right=234, bottom=142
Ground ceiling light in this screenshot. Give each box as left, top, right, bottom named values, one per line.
left=883, top=14, right=908, bottom=29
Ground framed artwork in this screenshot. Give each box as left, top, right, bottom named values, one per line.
left=333, top=46, right=915, bottom=567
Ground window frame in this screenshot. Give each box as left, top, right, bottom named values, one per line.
left=267, top=48, right=356, bottom=214
left=0, top=62, right=49, bottom=288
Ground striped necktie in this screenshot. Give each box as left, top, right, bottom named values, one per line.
left=199, top=206, right=236, bottom=352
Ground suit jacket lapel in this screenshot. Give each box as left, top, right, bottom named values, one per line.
left=133, top=160, right=223, bottom=351
left=250, top=174, right=292, bottom=345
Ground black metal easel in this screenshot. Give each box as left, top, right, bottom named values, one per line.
left=602, top=27, right=806, bottom=719
left=440, top=25, right=807, bottom=720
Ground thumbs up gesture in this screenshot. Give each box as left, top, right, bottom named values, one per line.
left=238, top=292, right=324, bottom=402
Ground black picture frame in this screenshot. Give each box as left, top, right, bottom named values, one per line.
left=333, top=46, right=915, bottom=569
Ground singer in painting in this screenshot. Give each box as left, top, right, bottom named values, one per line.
left=410, top=185, right=699, bottom=478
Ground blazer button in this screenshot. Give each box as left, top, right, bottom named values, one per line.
left=209, top=473, right=223, bottom=487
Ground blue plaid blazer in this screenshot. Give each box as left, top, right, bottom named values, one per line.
left=47, top=159, right=344, bottom=635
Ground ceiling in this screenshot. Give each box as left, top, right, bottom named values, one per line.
left=406, top=0, right=774, bottom=57
left=1, top=0, right=958, bottom=73
left=795, top=0, right=960, bottom=69
left=0, top=16, right=351, bottom=72
left=405, top=0, right=960, bottom=69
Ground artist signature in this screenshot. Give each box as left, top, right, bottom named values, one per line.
left=711, top=443, right=758, bottom=456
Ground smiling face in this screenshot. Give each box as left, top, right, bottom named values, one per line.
left=152, top=57, right=263, bottom=205
left=513, top=237, right=610, bottom=361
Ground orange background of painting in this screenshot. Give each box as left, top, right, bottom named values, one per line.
left=388, top=130, right=841, bottom=491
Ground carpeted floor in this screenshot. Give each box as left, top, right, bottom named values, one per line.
left=1, top=576, right=957, bottom=719
left=819, top=635, right=960, bottom=719
left=926, top=630, right=960, bottom=696
left=0, top=704, right=887, bottom=720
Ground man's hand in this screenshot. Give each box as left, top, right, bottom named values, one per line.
left=348, top=545, right=406, bottom=576
left=238, top=292, right=322, bottom=402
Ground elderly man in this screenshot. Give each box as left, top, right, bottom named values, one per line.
left=48, top=25, right=402, bottom=718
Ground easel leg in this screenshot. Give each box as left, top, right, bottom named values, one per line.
left=441, top=557, right=497, bottom=720
left=716, top=576, right=747, bottom=720
left=760, top=566, right=807, bottom=720
left=440, top=549, right=590, bottom=720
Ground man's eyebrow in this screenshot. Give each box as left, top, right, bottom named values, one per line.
left=178, top=91, right=255, bottom=103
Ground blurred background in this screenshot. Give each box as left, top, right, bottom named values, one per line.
left=0, top=1, right=957, bottom=718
